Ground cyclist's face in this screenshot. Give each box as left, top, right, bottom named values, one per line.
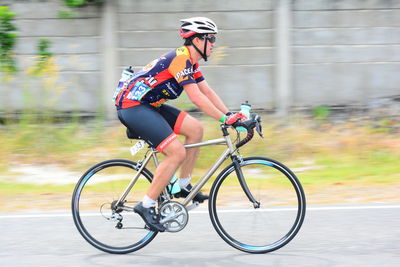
left=197, top=34, right=216, bottom=57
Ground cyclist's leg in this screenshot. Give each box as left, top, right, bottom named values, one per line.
left=158, top=104, right=204, bottom=183
left=118, top=105, right=186, bottom=200
left=146, top=139, right=185, bottom=199
left=177, top=114, right=203, bottom=180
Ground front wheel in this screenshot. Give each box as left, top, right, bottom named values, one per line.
left=209, top=156, right=306, bottom=254
left=71, top=159, right=157, bottom=254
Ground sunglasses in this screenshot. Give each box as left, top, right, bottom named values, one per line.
left=201, top=35, right=216, bottom=43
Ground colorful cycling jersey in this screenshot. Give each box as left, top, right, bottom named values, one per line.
left=115, top=46, right=205, bottom=109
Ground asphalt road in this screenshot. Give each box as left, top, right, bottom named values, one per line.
left=1, top=204, right=399, bottom=267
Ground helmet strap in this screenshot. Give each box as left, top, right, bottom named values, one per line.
left=203, top=38, right=209, bottom=62
left=189, top=37, right=208, bottom=61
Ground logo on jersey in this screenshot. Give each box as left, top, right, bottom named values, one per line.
left=146, top=76, right=157, bottom=86
left=176, top=47, right=190, bottom=56
left=166, top=82, right=178, bottom=97
left=143, top=59, right=159, bottom=71
left=175, top=67, right=194, bottom=81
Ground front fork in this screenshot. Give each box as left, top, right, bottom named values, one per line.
left=231, top=155, right=260, bottom=209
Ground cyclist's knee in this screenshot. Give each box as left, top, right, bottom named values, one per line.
left=181, top=116, right=203, bottom=141
left=191, top=120, right=204, bottom=140
left=163, top=140, right=186, bottom=163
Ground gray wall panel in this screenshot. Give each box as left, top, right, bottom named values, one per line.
left=292, top=0, right=400, bottom=109
left=119, top=29, right=273, bottom=48
left=16, top=37, right=100, bottom=54
left=294, top=28, right=400, bottom=46
left=0, top=72, right=101, bottom=111
left=294, top=0, right=400, bottom=10
left=201, top=66, right=274, bottom=109
left=16, top=55, right=100, bottom=71
left=15, top=19, right=100, bottom=37
left=293, top=63, right=400, bottom=105
left=118, top=11, right=273, bottom=31
left=1, top=0, right=399, bottom=114
left=294, top=10, right=400, bottom=28
left=117, top=0, right=273, bottom=13
left=12, top=0, right=101, bottom=19
left=294, top=45, right=400, bottom=63
left=119, top=47, right=274, bottom=67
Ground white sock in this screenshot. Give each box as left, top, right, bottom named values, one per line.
left=179, top=175, right=191, bottom=189
left=142, top=195, right=156, bottom=208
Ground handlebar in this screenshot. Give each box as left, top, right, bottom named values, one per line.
left=231, top=113, right=263, bottom=148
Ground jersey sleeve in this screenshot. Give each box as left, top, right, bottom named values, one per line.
left=168, top=54, right=197, bottom=86
left=193, top=63, right=205, bottom=83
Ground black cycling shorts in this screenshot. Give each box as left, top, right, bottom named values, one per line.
left=117, top=104, right=187, bottom=152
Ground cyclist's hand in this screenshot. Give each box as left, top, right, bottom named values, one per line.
left=225, top=112, right=247, bottom=125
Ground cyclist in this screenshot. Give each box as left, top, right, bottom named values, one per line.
left=115, top=17, right=245, bottom=232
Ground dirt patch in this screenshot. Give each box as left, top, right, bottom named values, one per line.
left=304, top=183, right=400, bottom=205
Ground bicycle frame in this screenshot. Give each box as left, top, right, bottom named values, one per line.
left=116, top=126, right=240, bottom=208
left=72, top=111, right=306, bottom=254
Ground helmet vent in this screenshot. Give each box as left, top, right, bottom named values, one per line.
left=197, top=26, right=212, bottom=31
left=179, top=17, right=218, bottom=37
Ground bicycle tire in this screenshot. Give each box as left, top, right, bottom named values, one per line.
left=209, top=156, right=306, bottom=254
left=71, top=159, right=157, bottom=254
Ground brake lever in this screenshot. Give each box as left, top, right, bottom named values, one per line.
left=256, top=123, right=263, bottom=138
left=234, top=113, right=263, bottom=137
left=254, top=115, right=263, bottom=138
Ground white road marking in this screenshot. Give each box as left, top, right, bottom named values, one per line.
left=0, top=204, right=399, bottom=219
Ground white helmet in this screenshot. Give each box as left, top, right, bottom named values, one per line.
left=180, top=17, right=218, bottom=38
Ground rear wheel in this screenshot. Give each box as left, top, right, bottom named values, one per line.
left=209, top=156, right=306, bottom=253
left=71, top=159, right=157, bottom=254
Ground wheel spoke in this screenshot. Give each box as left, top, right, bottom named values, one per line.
left=71, top=159, right=157, bottom=254
left=209, top=157, right=306, bottom=253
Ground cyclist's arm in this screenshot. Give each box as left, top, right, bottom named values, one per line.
left=197, top=80, right=229, bottom=114
left=183, top=83, right=225, bottom=121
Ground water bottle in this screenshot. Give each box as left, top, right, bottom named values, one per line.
left=112, top=66, right=134, bottom=101
left=167, top=174, right=181, bottom=194
left=236, top=101, right=251, bottom=132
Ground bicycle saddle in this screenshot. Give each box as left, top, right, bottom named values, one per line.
left=126, top=128, right=141, bottom=140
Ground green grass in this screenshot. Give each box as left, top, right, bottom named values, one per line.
left=300, top=154, right=399, bottom=186
left=0, top=181, right=74, bottom=195
left=1, top=114, right=399, bottom=191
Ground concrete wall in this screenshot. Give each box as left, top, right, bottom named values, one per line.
left=292, top=0, right=400, bottom=109
left=0, top=0, right=399, bottom=117
left=113, top=0, right=274, bottom=115
left=0, top=0, right=102, bottom=113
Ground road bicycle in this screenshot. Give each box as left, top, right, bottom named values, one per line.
left=71, top=111, right=306, bottom=254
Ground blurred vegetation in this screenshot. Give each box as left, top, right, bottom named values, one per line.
left=28, top=38, right=53, bottom=77
left=1, top=114, right=399, bottom=185
left=0, top=112, right=399, bottom=212
left=58, top=0, right=104, bottom=19
left=0, top=6, right=18, bottom=78
left=57, top=10, right=77, bottom=19
left=312, top=105, right=331, bottom=121
left=64, top=0, right=104, bottom=8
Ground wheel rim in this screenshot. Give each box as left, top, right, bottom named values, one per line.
left=209, top=157, right=306, bottom=253
left=72, top=160, right=157, bottom=253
